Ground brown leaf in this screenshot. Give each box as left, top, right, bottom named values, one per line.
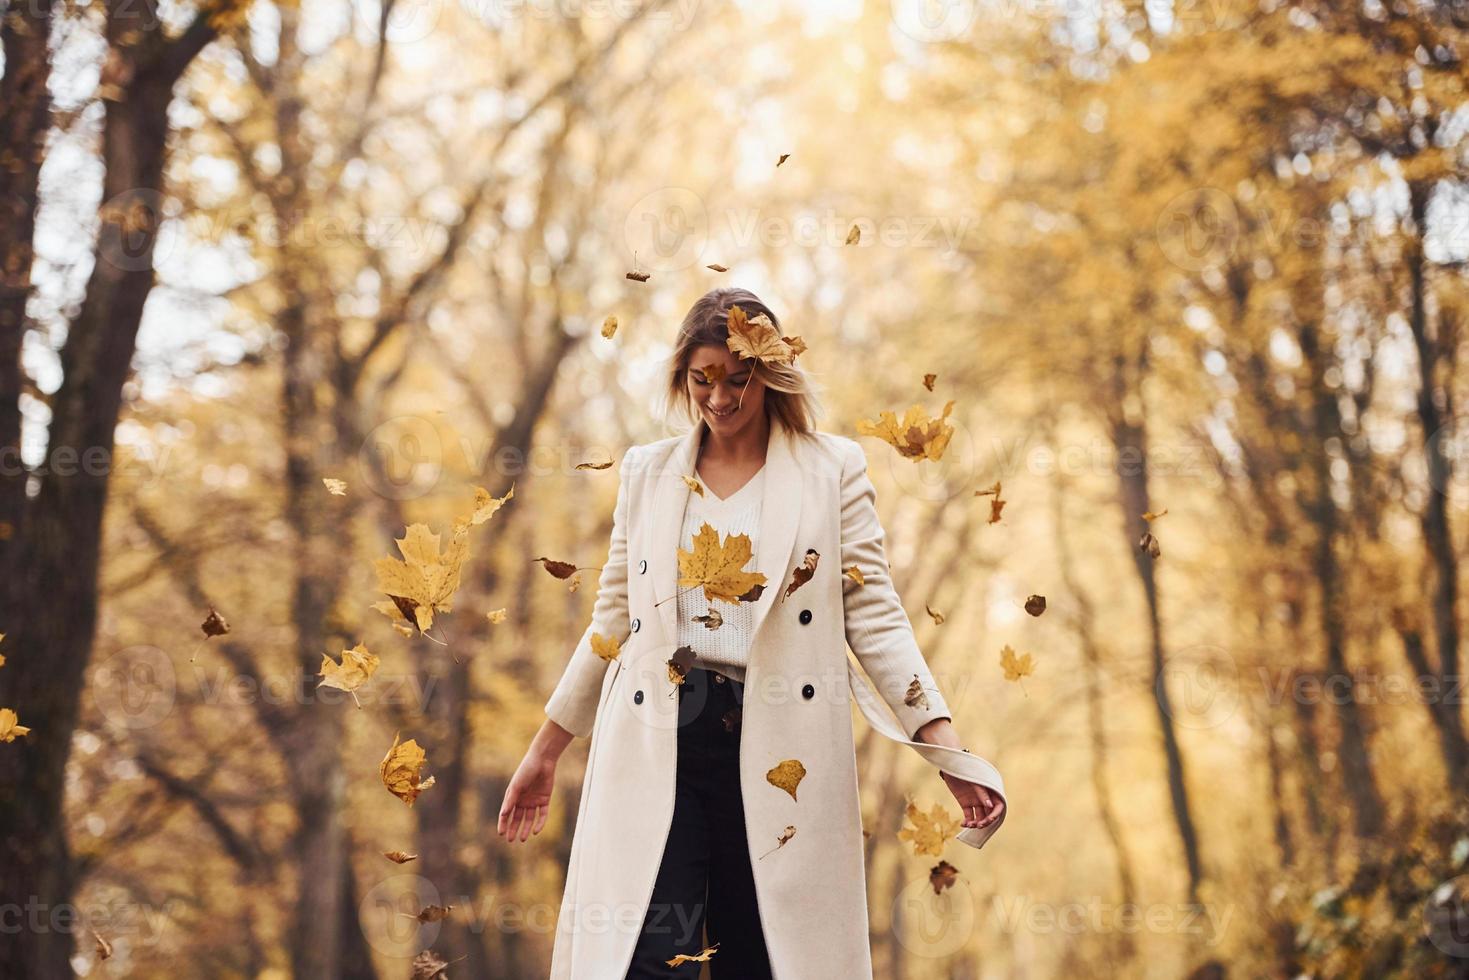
left=782, top=549, right=820, bottom=601
left=1024, top=594, right=1047, bottom=617
left=575, top=458, right=614, bottom=470
left=845, top=224, right=861, bottom=245
left=776, top=153, right=790, bottom=166
left=380, top=732, right=435, bottom=807
left=201, top=606, right=230, bottom=638
left=532, top=556, right=580, bottom=580
left=691, top=609, right=724, bottom=630
left=904, top=674, right=930, bottom=711
left=626, top=270, right=650, bottom=282
left=924, top=603, right=945, bottom=625
left=930, top=860, right=960, bottom=894
left=383, top=850, right=419, bottom=864
left=1139, top=531, right=1161, bottom=558
left=759, top=825, right=797, bottom=859
left=413, top=904, right=454, bottom=924
left=766, top=759, right=807, bottom=801
left=973, top=480, right=1006, bottom=523
left=667, top=645, right=695, bottom=685
left=92, top=927, right=113, bottom=961
left=922, top=373, right=937, bottom=391
left=706, top=263, right=729, bottom=272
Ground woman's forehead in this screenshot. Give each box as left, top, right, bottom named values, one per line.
left=688, top=346, right=746, bottom=369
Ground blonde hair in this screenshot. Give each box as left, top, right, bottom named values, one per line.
left=660, top=287, right=825, bottom=437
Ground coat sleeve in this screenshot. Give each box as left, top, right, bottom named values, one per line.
left=838, top=437, right=953, bottom=740
left=543, top=446, right=636, bottom=738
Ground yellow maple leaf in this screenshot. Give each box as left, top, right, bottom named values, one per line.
left=380, top=732, right=435, bottom=807
left=897, top=799, right=961, bottom=857
left=843, top=565, right=865, bottom=586
left=455, top=483, right=514, bottom=531
left=1000, top=643, right=1035, bottom=684
left=590, top=632, right=621, bottom=662
left=317, top=642, right=380, bottom=704
left=0, top=707, right=31, bottom=742
left=856, top=400, right=956, bottom=462
left=678, top=521, right=767, bottom=605
left=725, top=305, right=802, bottom=366
left=682, top=475, right=705, bottom=497
left=374, top=524, right=470, bottom=633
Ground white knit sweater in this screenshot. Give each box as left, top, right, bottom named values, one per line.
left=676, top=464, right=766, bottom=683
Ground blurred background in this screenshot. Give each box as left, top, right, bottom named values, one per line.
left=3, top=0, right=1469, bottom=977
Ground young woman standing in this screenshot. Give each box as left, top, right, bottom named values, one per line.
left=500, top=288, right=1007, bottom=979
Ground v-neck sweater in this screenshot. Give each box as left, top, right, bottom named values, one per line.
left=676, top=464, right=766, bottom=684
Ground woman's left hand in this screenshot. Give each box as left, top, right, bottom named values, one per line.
left=940, top=769, right=1005, bottom=830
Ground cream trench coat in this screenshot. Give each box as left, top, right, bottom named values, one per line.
left=543, top=420, right=1008, bottom=979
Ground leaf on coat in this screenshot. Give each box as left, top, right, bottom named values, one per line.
left=0, top=708, right=31, bottom=741
left=667, top=942, right=720, bottom=967
left=383, top=850, right=418, bottom=864
left=974, top=481, right=1006, bottom=524
left=317, top=642, right=380, bottom=706
left=1024, top=594, right=1047, bottom=617
left=760, top=825, right=797, bottom=859
left=591, top=632, right=621, bottom=662
left=924, top=603, right=945, bottom=625
left=782, top=549, right=820, bottom=601
left=930, top=860, right=960, bottom=894
left=601, top=315, right=618, bottom=339
left=201, top=606, right=230, bottom=637
left=725, top=304, right=804, bottom=366
left=855, top=400, right=955, bottom=462
left=922, top=373, right=937, bottom=391
left=323, top=477, right=348, bottom=495
left=532, top=556, right=580, bottom=580
left=1000, top=644, right=1035, bottom=688
left=738, top=582, right=766, bottom=602
left=678, top=521, right=768, bottom=605
left=898, top=799, right=961, bottom=857
left=375, top=524, right=470, bottom=632
left=667, top=645, right=695, bottom=684
left=682, top=475, right=706, bottom=497
left=455, top=484, right=514, bottom=530
left=904, top=674, right=930, bottom=711
left=766, top=759, right=807, bottom=801
left=692, top=609, right=724, bottom=630
left=380, top=732, right=435, bottom=807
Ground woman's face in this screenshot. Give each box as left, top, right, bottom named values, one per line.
left=686, top=343, right=767, bottom=437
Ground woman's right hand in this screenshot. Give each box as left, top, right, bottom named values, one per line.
left=497, top=744, right=558, bottom=844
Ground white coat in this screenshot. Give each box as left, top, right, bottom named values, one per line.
left=543, top=419, right=1007, bottom=979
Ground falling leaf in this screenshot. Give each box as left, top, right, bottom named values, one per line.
left=922, top=373, right=937, bottom=391
left=843, top=565, right=865, bottom=586
left=897, top=799, right=961, bottom=858
left=725, top=305, right=803, bottom=366
left=668, top=943, right=721, bottom=967
left=532, top=556, right=580, bottom=580
left=925, top=603, right=945, bottom=625
left=706, top=263, right=729, bottom=272
left=92, top=927, right=113, bottom=961
left=845, top=224, right=861, bottom=245
left=575, top=458, right=614, bottom=470
left=766, top=759, right=807, bottom=801
left=856, top=401, right=956, bottom=462
left=1139, top=531, right=1161, bottom=558
left=380, top=732, right=435, bottom=807
left=776, top=153, right=790, bottom=166
left=974, top=481, right=1006, bottom=523
left=682, top=475, right=706, bottom=497
left=904, top=675, right=930, bottom=711
left=782, top=549, right=820, bottom=601
left=692, top=608, right=723, bottom=630
left=201, top=607, right=230, bottom=638
left=678, top=522, right=768, bottom=605
left=1024, top=595, right=1047, bottom=617
left=1142, top=507, right=1168, bottom=521
left=591, top=632, right=621, bottom=663
left=486, top=608, right=507, bottom=625
left=375, top=525, right=470, bottom=632
left=455, top=484, right=514, bottom=531
left=411, top=904, right=455, bottom=924
left=0, top=708, right=31, bottom=742
left=323, top=477, right=348, bottom=495
left=410, top=950, right=452, bottom=980
left=699, top=363, right=727, bottom=383
left=317, top=642, right=380, bottom=705
left=930, top=860, right=960, bottom=894
left=626, top=270, right=650, bottom=282
left=666, top=645, right=696, bottom=685
left=1000, top=644, right=1035, bottom=684
left=601, top=315, right=618, bottom=339
left=759, top=825, right=797, bottom=859
left=384, top=851, right=419, bottom=864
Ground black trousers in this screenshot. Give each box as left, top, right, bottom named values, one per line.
left=625, top=667, right=774, bottom=979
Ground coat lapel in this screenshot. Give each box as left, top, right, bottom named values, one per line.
left=648, top=419, right=804, bottom=651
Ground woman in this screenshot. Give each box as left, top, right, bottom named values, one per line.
left=499, top=288, right=1007, bottom=979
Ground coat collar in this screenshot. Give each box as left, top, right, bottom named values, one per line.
left=647, top=417, right=804, bottom=655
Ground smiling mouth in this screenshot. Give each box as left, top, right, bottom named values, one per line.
left=707, top=406, right=737, bottom=418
